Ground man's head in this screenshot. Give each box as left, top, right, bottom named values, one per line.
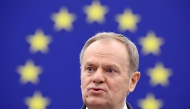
left=80, top=32, right=140, bottom=109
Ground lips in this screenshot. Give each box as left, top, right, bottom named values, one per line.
left=88, top=87, right=106, bottom=92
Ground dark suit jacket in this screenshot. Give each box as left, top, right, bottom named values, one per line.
left=81, top=102, right=133, bottom=109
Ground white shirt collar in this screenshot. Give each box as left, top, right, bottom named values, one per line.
left=123, top=103, right=128, bottom=109
left=86, top=103, right=128, bottom=109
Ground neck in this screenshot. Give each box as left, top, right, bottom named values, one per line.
left=87, top=102, right=125, bottom=109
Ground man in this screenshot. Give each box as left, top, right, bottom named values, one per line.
left=80, top=32, right=140, bottom=109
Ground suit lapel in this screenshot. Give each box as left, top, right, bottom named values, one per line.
left=81, top=104, right=86, bottom=109
left=126, top=102, right=133, bottom=109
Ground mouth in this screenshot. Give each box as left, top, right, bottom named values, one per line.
left=88, top=87, right=105, bottom=93
left=93, top=89, right=101, bottom=91
left=91, top=89, right=102, bottom=91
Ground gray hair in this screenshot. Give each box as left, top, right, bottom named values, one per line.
left=79, top=32, right=139, bottom=73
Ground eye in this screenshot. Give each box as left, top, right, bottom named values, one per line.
left=86, top=67, right=95, bottom=73
left=107, top=69, right=115, bottom=73
left=106, top=68, right=118, bottom=77
left=87, top=67, right=93, bottom=71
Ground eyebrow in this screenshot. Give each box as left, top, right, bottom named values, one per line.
left=84, top=61, right=97, bottom=67
left=84, top=61, right=120, bottom=69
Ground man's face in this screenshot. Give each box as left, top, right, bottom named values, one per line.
left=80, top=39, right=136, bottom=108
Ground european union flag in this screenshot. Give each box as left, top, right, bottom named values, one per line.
left=0, top=0, right=190, bottom=109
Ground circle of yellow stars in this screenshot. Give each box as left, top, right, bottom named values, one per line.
left=15, top=0, right=174, bottom=109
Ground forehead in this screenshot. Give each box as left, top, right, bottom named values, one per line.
left=86, top=38, right=127, bottom=53
left=82, top=39, right=129, bottom=66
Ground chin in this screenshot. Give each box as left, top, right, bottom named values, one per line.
left=85, top=96, right=106, bottom=107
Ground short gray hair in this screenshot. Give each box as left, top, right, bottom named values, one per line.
left=80, top=32, right=139, bottom=73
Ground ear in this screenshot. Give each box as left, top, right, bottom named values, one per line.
left=128, top=71, right=140, bottom=92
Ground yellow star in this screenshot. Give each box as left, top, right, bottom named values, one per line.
left=147, top=62, right=172, bottom=87
left=25, top=91, right=50, bottom=109
left=115, top=9, right=140, bottom=32
left=139, top=31, right=164, bottom=55
left=17, top=60, right=42, bottom=84
left=51, top=7, right=76, bottom=31
left=138, top=93, right=163, bottom=109
left=83, top=0, right=108, bottom=24
left=27, top=29, right=52, bottom=54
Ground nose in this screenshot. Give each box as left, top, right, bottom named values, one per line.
left=92, top=69, right=105, bottom=84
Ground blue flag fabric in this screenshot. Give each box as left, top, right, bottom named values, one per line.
left=0, top=0, right=190, bottom=109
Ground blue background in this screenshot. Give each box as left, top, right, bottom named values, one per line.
left=0, top=0, right=190, bottom=109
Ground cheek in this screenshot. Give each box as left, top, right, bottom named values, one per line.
left=81, top=75, right=91, bottom=91
left=81, top=76, right=86, bottom=89
left=108, top=78, right=129, bottom=95
left=81, top=77, right=87, bottom=98
left=110, top=81, right=123, bottom=92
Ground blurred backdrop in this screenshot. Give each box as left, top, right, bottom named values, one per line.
left=0, top=0, right=190, bottom=109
